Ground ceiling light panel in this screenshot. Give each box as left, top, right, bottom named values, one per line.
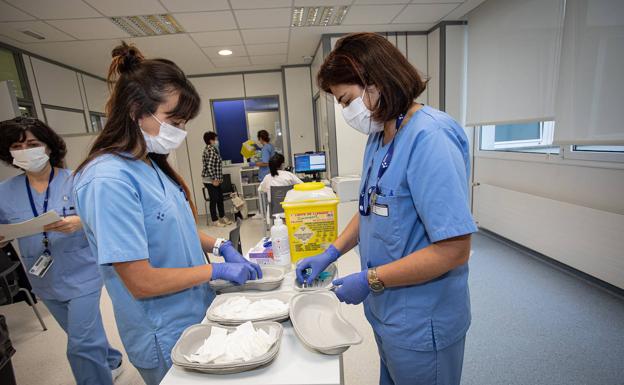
left=111, top=14, right=184, bottom=37
left=291, top=6, right=349, bottom=27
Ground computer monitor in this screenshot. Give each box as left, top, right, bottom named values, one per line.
left=294, top=152, right=326, bottom=174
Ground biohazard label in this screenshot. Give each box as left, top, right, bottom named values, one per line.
left=293, top=225, right=314, bottom=244
left=287, top=210, right=337, bottom=254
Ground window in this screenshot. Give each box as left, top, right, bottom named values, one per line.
left=89, top=112, right=106, bottom=133
left=0, top=48, right=28, bottom=99
left=572, top=145, right=624, bottom=153
left=480, top=121, right=558, bottom=154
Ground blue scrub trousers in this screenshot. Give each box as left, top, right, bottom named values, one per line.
left=374, top=333, right=466, bottom=385
left=42, top=289, right=122, bottom=385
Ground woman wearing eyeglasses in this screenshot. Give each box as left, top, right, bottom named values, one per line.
left=295, top=33, right=477, bottom=385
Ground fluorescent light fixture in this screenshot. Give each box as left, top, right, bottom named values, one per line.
left=218, top=49, right=233, bottom=56
left=111, top=14, right=184, bottom=37
left=291, top=6, right=348, bottom=27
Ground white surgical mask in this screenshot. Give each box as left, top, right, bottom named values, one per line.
left=11, top=146, right=50, bottom=172
left=341, top=88, right=384, bottom=135
left=141, top=114, right=187, bottom=154
left=213, top=140, right=219, bottom=147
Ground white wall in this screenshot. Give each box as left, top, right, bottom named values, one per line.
left=81, top=74, right=108, bottom=113
left=284, top=66, right=316, bottom=156
left=427, top=28, right=440, bottom=110
left=247, top=111, right=280, bottom=146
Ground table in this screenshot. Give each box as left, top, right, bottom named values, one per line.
left=160, top=270, right=344, bottom=385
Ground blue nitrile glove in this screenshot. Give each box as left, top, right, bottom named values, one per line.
left=220, top=241, right=262, bottom=279
left=211, top=263, right=257, bottom=285
left=332, top=270, right=370, bottom=305
left=248, top=161, right=256, bottom=167
left=296, top=245, right=340, bottom=285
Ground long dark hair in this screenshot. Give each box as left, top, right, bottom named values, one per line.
left=318, top=32, right=427, bottom=123
left=75, top=41, right=200, bottom=218
left=0, top=117, right=67, bottom=168
left=268, top=153, right=284, bottom=177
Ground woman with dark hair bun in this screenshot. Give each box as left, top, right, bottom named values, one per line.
left=73, top=42, right=261, bottom=385
left=0, top=117, right=123, bottom=385
left=251, top=129, right=276, bottom=181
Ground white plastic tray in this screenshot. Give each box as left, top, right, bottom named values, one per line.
left=289, top=292, right=362, bottom=355
left=206, top=291, right=294, bottom=325
left=171, top=321, right=283, bottom=374
left=209, top=266, right=285, bottom=293
left=293, top=263, right=338, bottom=291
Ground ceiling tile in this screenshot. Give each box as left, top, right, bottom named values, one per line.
left=48, top=18, right=130, bottom=40
left=241, top=28, right=289, bottom=44
left=231, top=0, right=292, bottom=9
left=234, top=8, right=292, bottom=29
left=174, top=11, right=237, bottom=32
left=0, top=2, right=36, bottom=22
left=393, top=3, right=460, bottom=24
left=202, top=45, right=247, bottom=58
left=411, top=0, right=462, bottom=3
left=343, top=5, right=405, bottom=24
left=0, top=21, right=76, bottom=43
left=212, top=56, right=252, bottom=68
left=246, top=43, right=287, bottom=56
left=354, top=0, right=408, bottom=3
left=443, top=0, right=487, bottom=20
left=160, top=0, right=229, bottom=13
left=20, top=39, right=115, bottom=77
left=250, top=55, right=287, bottom=65
left=83, top=0, right=166, bottom=17
left=6, top=0, right=102, bottom=19
left=294, top=0, right=352, bottom=5
left=126, top=34, right=214, bottom=75
left=191, top=30, right=242, bottom=47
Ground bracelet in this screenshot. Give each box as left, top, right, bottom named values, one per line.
left=213, top=238, right=226, bottom=256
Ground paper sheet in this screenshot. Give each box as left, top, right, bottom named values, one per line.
left=0, top=211, right=61, bottom=241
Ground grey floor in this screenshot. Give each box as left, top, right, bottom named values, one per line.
left=3, top=217, right=624, bottom=385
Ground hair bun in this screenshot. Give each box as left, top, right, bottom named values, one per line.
left=109, top=41, right=144, bottom=77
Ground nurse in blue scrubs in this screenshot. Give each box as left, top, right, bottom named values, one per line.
left=0, top=117, right=123, bottom=385
left=73, top=42, right=262, bottom=385
left=253, top=129, right=276, bottom=182
left=296, top=33, right=478, bottom=385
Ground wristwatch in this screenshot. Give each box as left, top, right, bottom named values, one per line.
left=367, top=268, right=385, bottom=293
left=213, top=238, right=226, bottom=256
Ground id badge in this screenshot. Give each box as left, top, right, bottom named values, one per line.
left=29, top=254, right=54, bottom=278
left=372, top=203, right=389, bottom=217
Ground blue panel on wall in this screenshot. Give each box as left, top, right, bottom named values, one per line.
left=495, top=122, right=540, bottom=142
left=213, top=99, right=248, bottom=163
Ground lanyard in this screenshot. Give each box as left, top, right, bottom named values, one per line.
left=25, top=167, right=55, bottom=253
left=359, top=114, right=405, bottom=216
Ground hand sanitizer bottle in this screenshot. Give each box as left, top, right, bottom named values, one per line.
left=271, top=214, right=291, bottom=266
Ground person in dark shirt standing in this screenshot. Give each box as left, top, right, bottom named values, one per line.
left=202, top=132, right=232, bottom=227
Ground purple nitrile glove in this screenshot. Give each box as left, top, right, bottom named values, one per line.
left=220, top=241, right=262, bottom=280
left=211, top=263, right=256, bottom=285
left=295, top=244, right=340, bottom=285
left=332, top=270, right=370, bottom=305
left=248, top=161, right=256, bottom=167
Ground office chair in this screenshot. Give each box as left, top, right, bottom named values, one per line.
left=202, top=174, right=238, bottom=225
left=269, top=185, right=293, bottom=226
left=0, top=250, right=47, bottom=331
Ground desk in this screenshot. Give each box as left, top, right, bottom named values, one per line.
left=161, top=270, right=343, bottom=385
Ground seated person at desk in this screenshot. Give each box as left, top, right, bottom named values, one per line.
left=202, top=131, right=232, bottom=227
left=0, top=117, right=123, bottom=385
left=250, top=129, right=275, bottom=181
left=258, top=153, right=303, bottom=201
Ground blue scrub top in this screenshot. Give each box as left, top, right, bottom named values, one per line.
left=258, top=143, right=275, bottom=181
left=0, top=168, right=102, bottom=301
left=359, top=105, right=477, bottom=352
left=74, top=154, right=214, bottom=369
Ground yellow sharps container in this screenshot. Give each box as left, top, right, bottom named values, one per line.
left=281, top=182, right=340, bottom=264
